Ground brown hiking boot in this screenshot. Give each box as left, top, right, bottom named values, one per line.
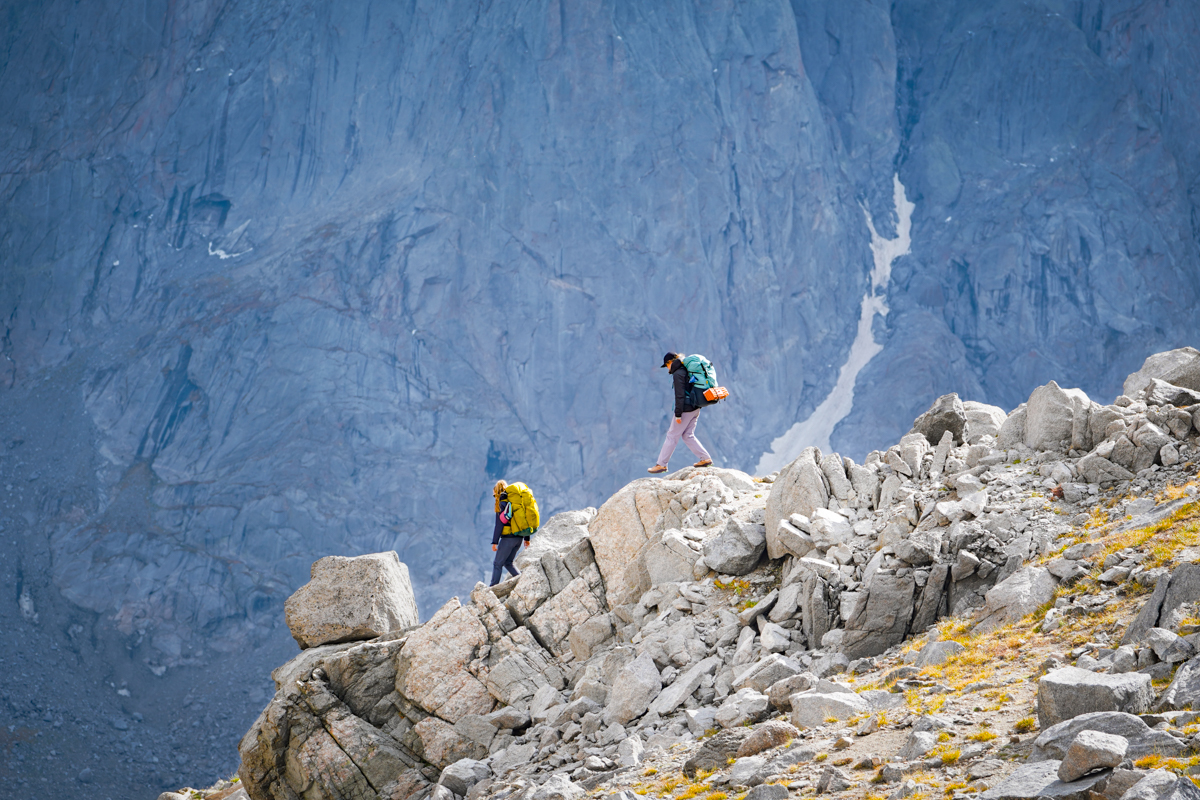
left=693, top=459, right=713, bottom=468
left=647, top=465, right=667, bottom=474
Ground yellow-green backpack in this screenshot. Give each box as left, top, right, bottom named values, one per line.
left=503, top=482, right=540, bottom=537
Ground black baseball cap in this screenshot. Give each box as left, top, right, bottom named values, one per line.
left=661, top=352, right=679, bottom=368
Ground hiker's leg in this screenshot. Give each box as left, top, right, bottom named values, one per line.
left=490, top=539, right=520, bottom=586
left=656, top=416, right=685, bottom=467
left=500, top=537, right=522, bottom=578
left=679, top=410, right=712, bottom=461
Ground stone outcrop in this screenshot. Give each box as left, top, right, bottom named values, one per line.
left=1037, top=668, right=1155, bottom=728
left=285, top=552, right=421, bottom=649
left=237, top=352, right=1200, bottom=800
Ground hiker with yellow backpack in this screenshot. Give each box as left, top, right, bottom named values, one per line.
left=489, top=479, right=540, bottom=586
left=647, top=351, right=729, bottom=474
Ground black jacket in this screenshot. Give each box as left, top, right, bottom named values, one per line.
left=670, top=360, right=700, bottom=418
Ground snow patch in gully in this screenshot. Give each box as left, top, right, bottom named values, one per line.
left=756, top=175, right=914, bottom=474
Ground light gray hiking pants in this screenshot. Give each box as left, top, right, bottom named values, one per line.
left=656, top=409, right=711, bottom=467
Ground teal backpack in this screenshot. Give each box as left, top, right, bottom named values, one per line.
left=681, top=354, right=717, bottom=391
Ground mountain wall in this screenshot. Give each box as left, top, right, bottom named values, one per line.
left=1, top=0, right=1199, bottom=796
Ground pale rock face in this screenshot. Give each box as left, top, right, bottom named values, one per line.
left=646, top=530, right=704, bottom=586
left=1028, top=712, right=1154, bottom=762
left=438, top=759, right=491, bottom=796
left=733, top=654, right=805, bottom=693
left=841, top=571, right=917, bottom=659
left=1124, top=773, right=1188, bottom=800
left=617, top=735, right=646, bottom=767
left=1057, top=729, right=1128, bottom=782
left=1024, top=381, right=1093, bottom=453
left=809, top=508, right=853, bottom=551
left=284, top=552, right=420, bottom=649
left=515, top=509, right=596, bottom=572
left=605, top=653, right=662, bottom=725
left=973, top=567, right=1057, bottom=633
left=533, top=773, right=585, bottom=800
left=963, top=401, right=1008, bottom=444
left=914, top=640, right=965, bottom=668
left=649, top=656, right=721, bottom=716
left=997, top=405, right=1028, bottom=450
left=788, top=689, right=868, bottom=728
left=703, top=519, right=767, bottom=575
left=1078, top=453, right=1136, bottom=485
left=765, top=448, right=830, bottom=560
left=714, top=687, right=770, bottom=728
left=526, top=565, right=609, bottom=658
left=588, top=479, right=676, bottom=607
left=395, top=599, right=494, bottom=723
left=910, top=393, right=968, bottom=446
left=1037, top=667, right=1155, bottom=728
left=1157, top=659, right=1200, bottom=710
left=900, top=730, right=938, bottom=761
left=414, top=717, right=488, bottom=768
left=820, top=453, right=856, bottom=505
left=1123, top=347, right=1200, bottom=396
left=775, top=520, right=816, bottom=559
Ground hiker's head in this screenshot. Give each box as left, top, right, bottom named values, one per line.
left=661, top=351, right=679, bottom=369
left=493, top=480, right=508, bottom=498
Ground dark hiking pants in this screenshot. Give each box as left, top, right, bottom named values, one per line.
left=490, top=536, right=523, bottom=585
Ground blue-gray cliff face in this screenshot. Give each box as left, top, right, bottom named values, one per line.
left=0, top=0, right=1197, bottom=796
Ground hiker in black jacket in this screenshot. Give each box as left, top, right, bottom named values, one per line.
left=489, top=480, right=527, bottom=585
left=648, top=352, right=713, bottom=473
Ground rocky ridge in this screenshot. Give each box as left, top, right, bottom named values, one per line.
left=224, top=348, right=1200, bottom=800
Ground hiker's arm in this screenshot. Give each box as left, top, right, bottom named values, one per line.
left=673, top=370, right=686, bottom=418
left=492, top=513, right=504, bottom=546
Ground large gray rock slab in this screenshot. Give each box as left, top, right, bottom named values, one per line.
left=1058, top=730, right=1127, bottom=782
left=765, top=448, right=830, bottom=560
left=649, top=656, right=720, bottom=717
left=284, top=552, right=420, bottom=649
left=766, top=673, right=818, bottom=711
left=1038, top=668, right=1155, bottom=729
left=980, top=760, right=1109, bottom=800
left=1031, top=712, right=1186, bottom=763
left=1123, top=564, right=1200, bottom=645
left=396, top=598, right=495, bottom=723
left=734, top=654, right=806, bottom=693
left=915, top=640, right=965, bottom=668
left=1155, top=658, right=1200, bottom=711
left=841, top=571, right=916, bottom=659
left=683, top=728, right=753, bottom=777
left=974, top=567, right=1057, bottom=633
left=964, top=401, right=1008, bottom=444
left=703, top=518, right=767, bottom=576
left=1123, top=773, right=1190, bottom=800
left=588, top=480, right=675, bottom=608
left=439, top=759, right=491, bottom=796
left=715, top=688, right=770, bottom=729
left=605, top=653, right=662, bottom=725
left=514, top=509, right=596, bottom=572
left=1143, top=379, right=1200, bottom=408
left=910, top=393, right=967, bottom=446
left=1024, top=381, right=1093, bottom=454
left=1125, top=348, right=1200, bottom=396
left=533, top=774, right=585, bottom=800
left=788, top=689, right=869, bottom=728
left=646, top=529, right=703, bottom=587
